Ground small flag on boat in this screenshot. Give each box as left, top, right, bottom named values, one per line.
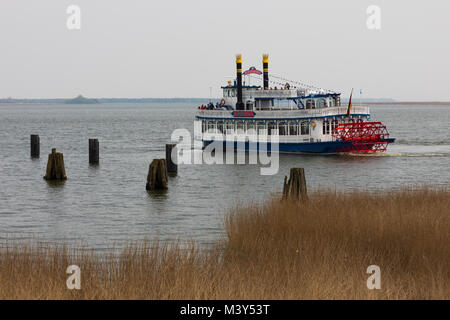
left=347, top=88, right=353, bottom=117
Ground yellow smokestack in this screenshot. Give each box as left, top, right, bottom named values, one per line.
left=263, top=54, right=269, bottom=90
left=236, top=54, right=242, bottom=72
left=235, top=54, right=244, bottom=110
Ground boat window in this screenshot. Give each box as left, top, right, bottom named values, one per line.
left=267, top=122, right=276, bottom=135
left=207, top=120, right=215, bottom=133
left=323, top=120, right=330, bottom=135
left=289, top=121, right=298, bottom=135
left=301, top=121, right=310, bottom=135
left=226, top=121, right=233, bottom=133
left=246, top=121, right=255, bottom=134
left=278, top=122, right=287, bottom=135
left=331, top=119, right=339, bottom=133
left=217, top=121, right=224, bottom=133
left=357, top=118, right=363, bottom=123
left=317, top=99, right=326, bottom=109
left=306, top=99, right=315, bottom=109
left=236, top=121, right=245, bottom=134
left=257, top=121, right=266, bottom=135
left=202, top=120, right=208, bottom=133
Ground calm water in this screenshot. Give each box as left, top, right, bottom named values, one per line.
left=0, top=103, right=449, bottom=249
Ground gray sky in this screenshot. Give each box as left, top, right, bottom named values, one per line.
left=1, top=0, right=449, bottom=100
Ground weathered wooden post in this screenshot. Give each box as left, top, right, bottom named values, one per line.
left=30, top=134, right=40, bottom=158
left=282, top=168, right=307, bottom=200
left=146, top=159, right=168, bottom=190
left=43, top=148, right=67, bottom=180
left=89, top=139, right=99, bottom=164
left=165, top=143, right=177, bottom=174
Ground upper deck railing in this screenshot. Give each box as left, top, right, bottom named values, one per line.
left=196, top=105, right=370, bottom=119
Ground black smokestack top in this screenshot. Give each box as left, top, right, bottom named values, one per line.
left=263, top=54, right=269, bottom=90
left=235, top=54, right=244, bottom=110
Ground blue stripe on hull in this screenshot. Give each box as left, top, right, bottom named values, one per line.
left=202, top=140, right=355, bottom=155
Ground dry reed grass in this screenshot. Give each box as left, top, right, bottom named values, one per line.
left=0, top=187, right=449, bottom=299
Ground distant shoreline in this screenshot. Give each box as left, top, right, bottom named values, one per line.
left=1, top=98, right=450, bottom=105
left=0, top=98, right=214, bottom=104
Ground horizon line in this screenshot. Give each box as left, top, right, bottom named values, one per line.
left=2, top=97, right=450, bottom=104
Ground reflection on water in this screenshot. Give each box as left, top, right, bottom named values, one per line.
left=0, top=103, right=449, bottom=249
left=45, top=180, right=67, bottom=188
left=147, top=189, right=169, bottom=199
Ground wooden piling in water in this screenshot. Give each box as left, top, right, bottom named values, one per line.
left=165, top=144, right=177, bottom=174
left=30, top=134, right=40, bottom=158
left=89, top=139, right=99, bottom=164
left=283, top=168, right=307, bottom=200
left=146, top=159, right=168, bottom=191
left=43, top=148, right=67, bottom=180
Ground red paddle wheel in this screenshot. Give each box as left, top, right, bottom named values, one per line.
left=332, top=122, right=391, bottom=153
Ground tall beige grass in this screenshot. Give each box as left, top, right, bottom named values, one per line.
left=0, top=187, right=449, bottom=299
